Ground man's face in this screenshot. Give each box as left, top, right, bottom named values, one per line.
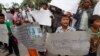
left=83, top=0, right=91, bottom=8
left=0, top=16, right=5, bottom=23
left=42, top=5, right=48, bottom=10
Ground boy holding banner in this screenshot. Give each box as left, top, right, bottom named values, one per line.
left=56, top=15, right=75, bottom=56
left=88, top=15, right=100, bottom=56
left=56, top=15, right=75, bottom=33
left=0, top=9, right=9, bottom=52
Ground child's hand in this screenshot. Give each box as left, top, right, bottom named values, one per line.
left=91, top=48, right=97, bottom=53
left=91, top=36, right=99, bottom=44
left=90, top=36, right=99, bottom=53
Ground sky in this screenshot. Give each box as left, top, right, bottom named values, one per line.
left=0, top=0, right=23, bottom=8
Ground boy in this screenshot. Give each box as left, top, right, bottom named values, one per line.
left=88, top=15, right=100, bottom=56
left=0, top=9, right=8, bottom=51
left=56, top=15, right=75, bottom=56
left=56, top=15, right=75, bottom=33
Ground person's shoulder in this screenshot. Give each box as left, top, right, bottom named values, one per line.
left=57, top=26, right=62, bottom=29
left=55, top=26, right=62, bottom=33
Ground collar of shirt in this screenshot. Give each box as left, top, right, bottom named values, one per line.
left=56, top=26, right=75, bottom=33
left=88, top=28, right=100, bottom=38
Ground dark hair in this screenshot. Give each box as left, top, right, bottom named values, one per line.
left=41, top=3, right=48, bottom=7
left=82, top=0, right=92, bottom=3
left=0, top=10, right=2, bottom=13
left=80, top=0, right=93, bottom=8
left=10, top=9, right=15, bottom=15
left=89, top=15, right=100, bottom=26
left=0, top=12, right=5, bottom=19
left=60, top=15, right=72, bottom=26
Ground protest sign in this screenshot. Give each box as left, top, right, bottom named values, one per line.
left=11, top=23, right=46, bottom=51
left=50, top=0, right=81, bottom=14
left=31, top=10, right=52, bottom=26
left=93, top=1, right=100, bottom=16
left=97, top=44, right=100, bottom=56
left=0, top=24, right=8, bottom=44
left=46, top=31, right=90, bottom=55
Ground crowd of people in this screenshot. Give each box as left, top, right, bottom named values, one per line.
left=0, top=0, right=100, bottom=56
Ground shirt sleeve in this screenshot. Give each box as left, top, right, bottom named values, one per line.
left=55, top=27, right=60, bottom=33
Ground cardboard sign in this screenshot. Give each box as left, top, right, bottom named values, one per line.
left=97, top=44, right=100, bottom=56
left=46, top=31, right=90, bottom=55
left=0, top=24, right=8, bottom=44
left=31, top=10, right=52, bottom=26
left=11, top=23, right=46, bottom=51
left=50, top=0, right=81, bottom=14
left=93, top=1, right=100, bottom=16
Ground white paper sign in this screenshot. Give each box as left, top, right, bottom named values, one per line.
left=93, top=1, right=100, bottom=16
left=0, top=24, right=8, bottom=44
left=97, top=44, right=100, bottom=56
left=46, top=31, right=90, bottom=55
left=31, top=10, right=52, bottom=26
left=50, top=0, right=81, bottom=14
left=12, top=23, right=46, bottom=51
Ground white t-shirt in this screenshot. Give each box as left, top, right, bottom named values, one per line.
left=80, top=11, right=88, bottom=30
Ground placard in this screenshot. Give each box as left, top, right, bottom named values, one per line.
left=31, top=10, right=52, bottom=26
left=46, top=31, right=90, bottom=55
left=0, top=24, right=8, bottom=44
left=12, top=23, right=46, bottom=51
left=50, top=0, right=81, bottom=14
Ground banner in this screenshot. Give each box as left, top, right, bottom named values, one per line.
left=50, top=0, right=81, bottom=14
left=31, top=10, right=52, bottom=26
left=97, top=44, right=100, bottom=56
left=46, top=31, right=90, bottom=55
left=12, top=23, right=46, bottom=51
left=93, top=1, right=100, bottom=16
left=0, top=24, right=8, bottom=44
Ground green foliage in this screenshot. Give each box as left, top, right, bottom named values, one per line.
left=20, top=0, right=34, bottom=8
left=0, top=3, right=4, bottom=10
left=12, top=2, right=19, bottom=8
left=20, top=0, right=51, bottom=8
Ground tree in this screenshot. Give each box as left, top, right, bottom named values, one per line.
left=12, top=2, right=19, bottom=8
left=20, top=0, right=35, bottom=8
left=0, top=3, right=4, bottom=10
left=20, top=0, right=51, bottom=8
left=33, top=0, right=51, bottom=7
